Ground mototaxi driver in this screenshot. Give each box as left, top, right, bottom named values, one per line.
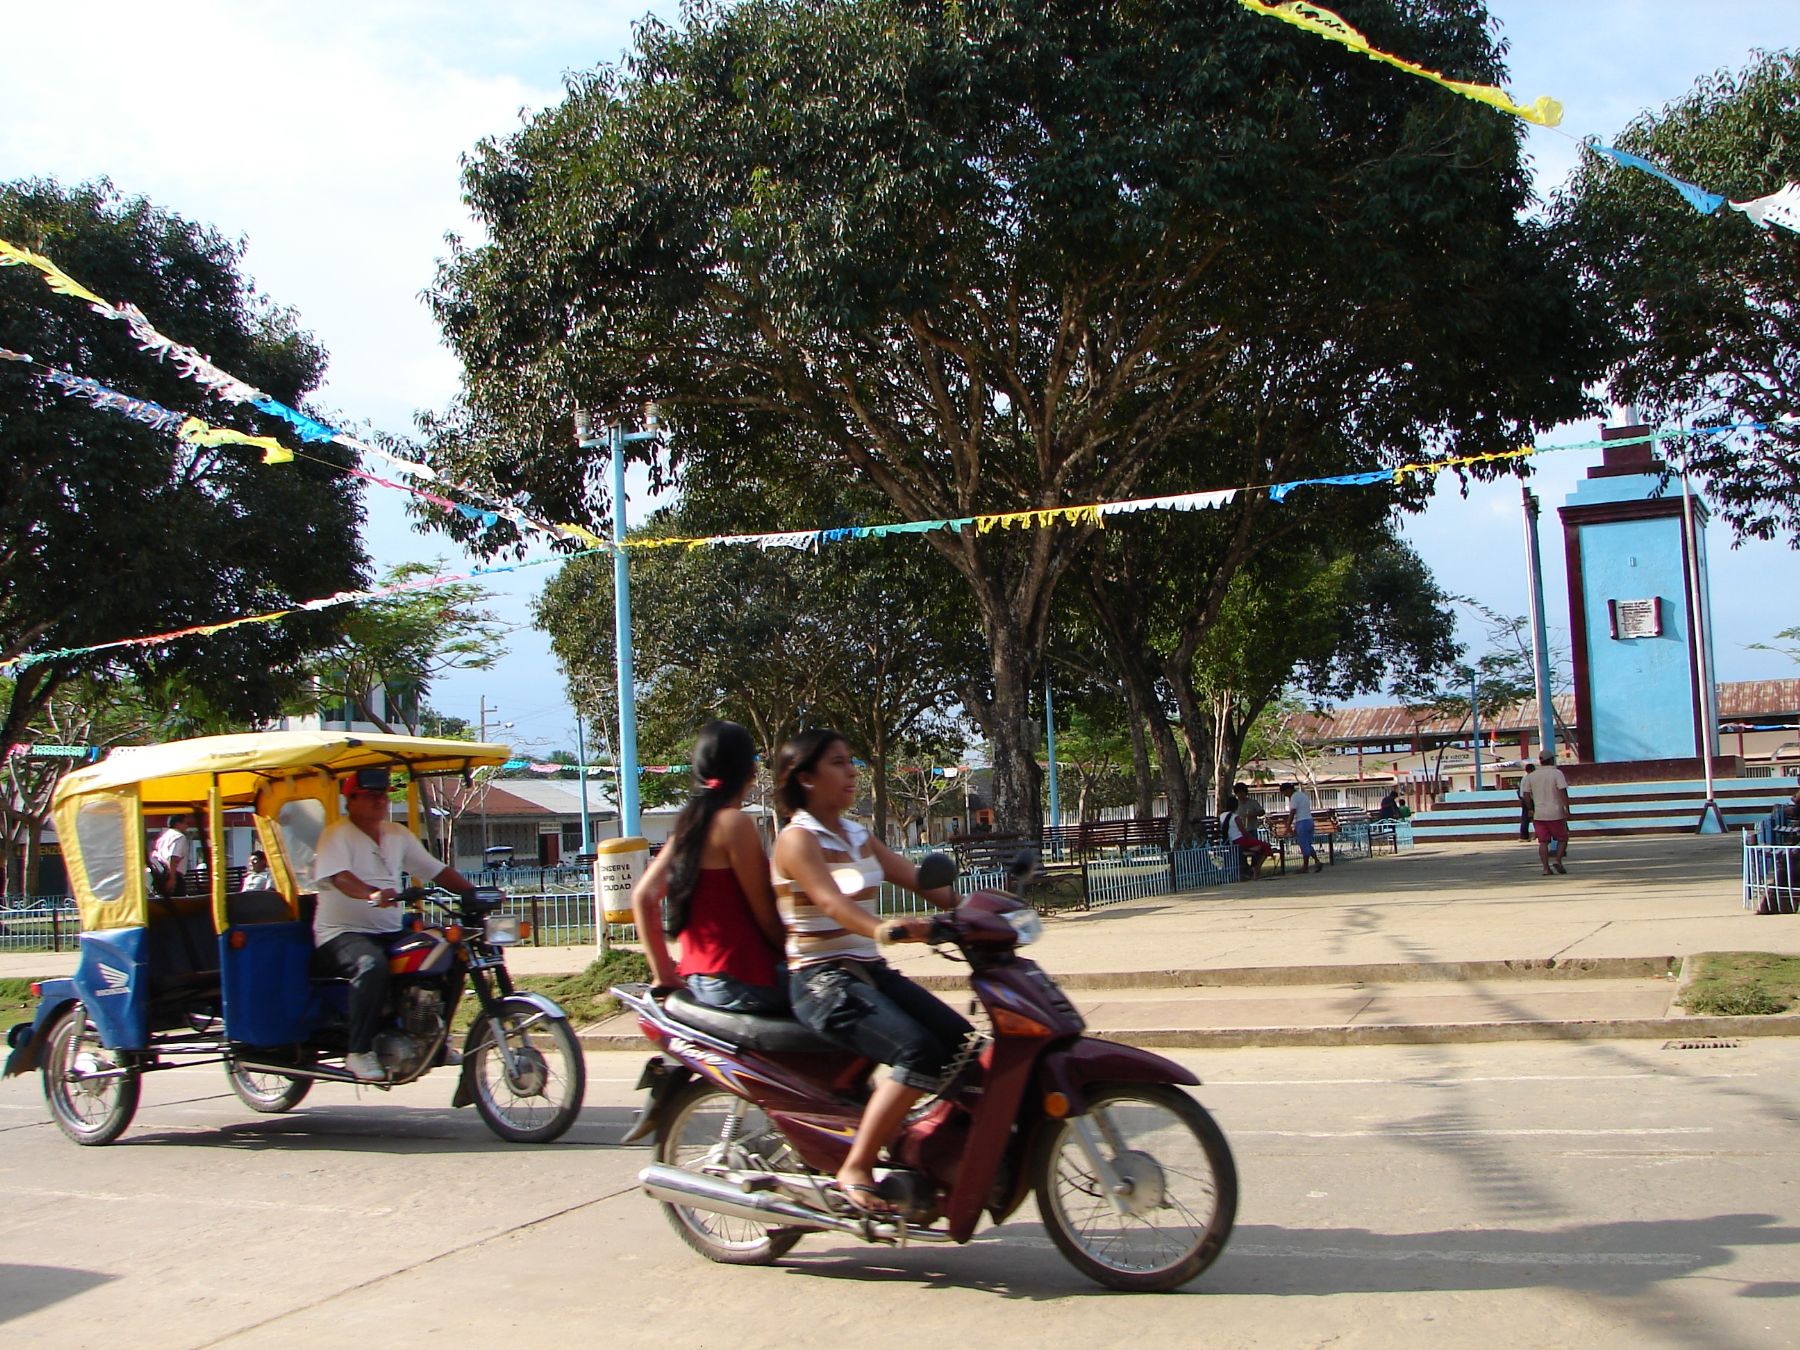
left=312, top=767, right=476, bottom=1081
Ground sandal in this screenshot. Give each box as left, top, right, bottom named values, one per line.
left=837, top=1181, right=896, bottom=1216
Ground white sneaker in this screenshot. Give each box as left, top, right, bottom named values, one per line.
left=346, top=1051, right=386, bottom=1082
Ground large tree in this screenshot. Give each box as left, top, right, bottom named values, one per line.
left=429, top=0, right=1603, bottom=833
left=0, top=178, right=366, bottom=753
left=1553, top=50, right=1800, bottom=543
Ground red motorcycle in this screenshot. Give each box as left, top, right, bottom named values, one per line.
left=613, top=856, right=1236, bottom=1291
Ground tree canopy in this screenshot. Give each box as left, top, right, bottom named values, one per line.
left=0, top=178, right=367, bottom=752
left=430, top=0, right=1605, bottom=831
left=1553, top=49, right=1800, bottom=543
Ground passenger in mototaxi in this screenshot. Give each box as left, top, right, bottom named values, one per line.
left=311, top=767, right=477, bottom=1081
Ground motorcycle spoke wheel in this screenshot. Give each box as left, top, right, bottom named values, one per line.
left=226, top=1063, right=312, bottom=1113
left=1033, top=1083, right=1236, bottom=1292
left=655, top=1081, right=803, bottom=1266
left=467, top=1000, right=586, bottom=1143
left=42, top=1005, right=140, bottom=1146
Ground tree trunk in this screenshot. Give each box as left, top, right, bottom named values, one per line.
left=1124, top=701, right=1156, bottom=820
left=966, top=620, right=1044, bottom=840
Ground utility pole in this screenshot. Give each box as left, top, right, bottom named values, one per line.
left=574, top=707, right=593, bottom=856
left=1044, top=677, right=1061, bottom=857
left=1470, top=670, right=1484, bottom=792
left=477, top=696, right=513, bottom=856
left=1520, top=483, right=1557, bottom=760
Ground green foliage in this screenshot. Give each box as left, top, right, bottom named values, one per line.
left=0, top=178, right=367, bottom=754
left=428, top=1, right=1606, bottom=831
left=299, top=561, right=509, bottom=734
left=1553, top=50, right=1800, bottom=543
left=454, top=949, right=652, bottom=1032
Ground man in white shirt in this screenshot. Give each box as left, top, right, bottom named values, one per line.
left=1519, top=750, right=1574, bottom=876
left=1280, top=782, right=1321, bottom=873
left=313, top=767, right=476, bottom=1081
left=150, top=812, right=198, bottom=897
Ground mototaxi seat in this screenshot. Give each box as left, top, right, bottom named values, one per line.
left=663, top=989, right=844, bottom=1054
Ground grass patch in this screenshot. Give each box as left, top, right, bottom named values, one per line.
left=0, top=978, right=40, bottom=1034
left=1679, top=952, right=1800, bottom=1017
left=453, top=948, right=651, bottom=1032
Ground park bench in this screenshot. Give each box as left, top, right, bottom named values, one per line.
left=1041, top=817, right=1171, bottom=861
left=1264, top=806, right=1364, bottom=873
left=947, top=832, right=1028, bottom=873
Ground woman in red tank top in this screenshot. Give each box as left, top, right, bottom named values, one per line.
left=630, top=721, right=786, bottom=1014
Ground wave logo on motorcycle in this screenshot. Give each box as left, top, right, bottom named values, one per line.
left=615, top=852, right=1237, bottom=1292
left=3, top=732, right=586, bottom=1147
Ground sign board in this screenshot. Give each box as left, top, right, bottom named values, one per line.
left=1608, top=596, right=1663, bottom=640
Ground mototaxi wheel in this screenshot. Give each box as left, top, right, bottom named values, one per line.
left=226, top=1062, right=313, bottom=1113
left=466, top=997, right=586, bottom=1143
left=42, top=1004, right=141, bottom=1146
left=1032, top=1082, right=1237, bottom=1292
left=654, top=1080, right=803, bottom=1266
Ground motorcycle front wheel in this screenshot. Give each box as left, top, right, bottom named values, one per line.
left=42, top=1004, right=141, bottom=1146
left=655, top=1080, right=803, bottom=1266
left=1033, top=1082, right=1237, bottom=1292
left=226, top=1063, right=313, bottom=1113
left=465, top=997, right=586, bottom=1143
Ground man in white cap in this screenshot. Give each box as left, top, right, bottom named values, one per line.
left=1519, top=750, right=1574, bottom=876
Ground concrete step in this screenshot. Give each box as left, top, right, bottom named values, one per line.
left=1414, top=776, right=1794, bottom=841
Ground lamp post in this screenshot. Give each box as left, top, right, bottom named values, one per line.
left=1044, top=677, right=1061, bottom=857
left=477, top=696, right=514, bottom=855
left=576, top=407, right=663, bottom=839
left=1520, top=483, right=1557, bottom=760
left=574, top=706, right=593, bottom=856
left=1469, top=670, right=1484, bottom=791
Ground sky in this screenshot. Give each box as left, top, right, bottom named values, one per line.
left=2, top=1, right=1796, bottom=756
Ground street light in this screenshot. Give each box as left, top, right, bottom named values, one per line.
left=477, top=696, right=515, bottom=854
left=574, top=405, right=663, bottom=839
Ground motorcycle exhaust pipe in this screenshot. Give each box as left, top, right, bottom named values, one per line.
left=639, top=1163, right=868, bottom=1236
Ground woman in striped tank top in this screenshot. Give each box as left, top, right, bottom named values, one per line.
left=772, top=728, right=972, bottom=1215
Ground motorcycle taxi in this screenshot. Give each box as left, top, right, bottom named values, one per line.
left=4, top=731, right=586, bottom=1145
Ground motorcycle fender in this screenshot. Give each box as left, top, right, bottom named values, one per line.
left=451, top=992, right=573, bottom=1110
left=1036, top=1037, right=1200, bottom=1117
left=619, top=1056, right=696, bottom=1143
left=3, top=982, right=79, bottom=1078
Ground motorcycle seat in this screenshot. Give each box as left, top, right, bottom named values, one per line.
left=664, top=990, right=844, bottom=1054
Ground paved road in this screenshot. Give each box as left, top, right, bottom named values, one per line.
left=3, top=1039, right=1796, bottom=1349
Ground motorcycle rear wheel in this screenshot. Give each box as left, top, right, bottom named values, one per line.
left=655, top=1080, right=803, bottom=1266
left=1033, top=1082, right=1236, bottom=1292
left=226, top=1063, right=313, bottom=1113
left=466, top=998, right=586, bottom=1143
left=43, top=1004, right=140, bottom=1146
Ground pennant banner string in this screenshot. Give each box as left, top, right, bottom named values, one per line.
left=0, top=237, right=602, bottom=546
left=1236, top=0, right=1800, bottom=236
left=3, top=422, right=1770, bottom=675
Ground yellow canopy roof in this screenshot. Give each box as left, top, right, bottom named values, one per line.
left=54, top=730, right=515, bottom=811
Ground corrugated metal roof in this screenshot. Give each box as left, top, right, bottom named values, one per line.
left=1285, top=680, right=1798, bottom=747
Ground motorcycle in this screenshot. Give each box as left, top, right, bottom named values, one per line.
left=613, top=854, right=1237, bottom=1292
left=5, top=730, right=586, bottom=1146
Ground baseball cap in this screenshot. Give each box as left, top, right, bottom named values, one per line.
left=341, top=767, right=392, bottom=796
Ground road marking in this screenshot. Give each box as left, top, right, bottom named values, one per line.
left=1216, top=1073, right=1751, bottom=1087
left=1231, top=1242, right=1695, bottom=1267
left=0, top=1184, right=397, bottom=1217
left=1237, top=1126, right=1715, bottom=1139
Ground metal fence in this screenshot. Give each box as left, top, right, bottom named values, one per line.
left=0, top=898, right=82, bottom=954
left=1743, top=841, right=1800, bottom=915
left=1083, top=845, right=1239, bottom=910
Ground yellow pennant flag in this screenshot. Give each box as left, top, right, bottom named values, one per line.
left=177, top=417, right=293, bottom=464
left=1237, top=0, right=1563, bottom=128
left=0, top=237, right=111, bottom=306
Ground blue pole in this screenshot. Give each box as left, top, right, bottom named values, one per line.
left=611, top=423, right=641, bottom=837
left=1044, top=677, right=1061, bottom=852
left=1470, top=670, right=1484, bottom=791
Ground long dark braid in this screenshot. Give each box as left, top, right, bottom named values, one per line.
left=662, top=720, right=757, bottom=936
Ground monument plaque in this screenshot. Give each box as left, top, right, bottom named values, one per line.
left=1608, top=597, right=1663, bottom=640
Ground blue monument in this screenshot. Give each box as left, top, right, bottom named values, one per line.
left=1559, top=423, right=1720, bottom=766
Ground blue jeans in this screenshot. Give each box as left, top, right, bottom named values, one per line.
left=1295, top=817, right=1318, bottom=861
left=790, top=960, right=973, bottom=1093
left=686, top=973, right=789, bottom=1015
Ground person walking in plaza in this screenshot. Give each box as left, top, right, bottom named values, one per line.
left=1280, top=781, right=1321, bottom=873
left=1520, top=750, right=1574, bottom=876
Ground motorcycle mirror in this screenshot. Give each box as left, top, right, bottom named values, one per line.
left=915, top=852, right=958, bottom=891
left=1006, top=849, right=1041, bottom=884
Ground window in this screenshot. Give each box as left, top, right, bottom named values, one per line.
left=277, top=798, right=327, bottom=890
left=75, top=799, right=129, bottom=903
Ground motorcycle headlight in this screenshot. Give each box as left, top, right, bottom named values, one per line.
left=1003, top=908, right=1043, bottom=945
left=483, top=914, right=523, bottom=945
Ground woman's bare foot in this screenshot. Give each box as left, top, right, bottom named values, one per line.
left=836, top=1167, right=894, bottom=1214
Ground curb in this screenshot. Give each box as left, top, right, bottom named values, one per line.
left=577, top=1012, right=1800, bottom=1054
left=901, top=955, right=1680, bottom=992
